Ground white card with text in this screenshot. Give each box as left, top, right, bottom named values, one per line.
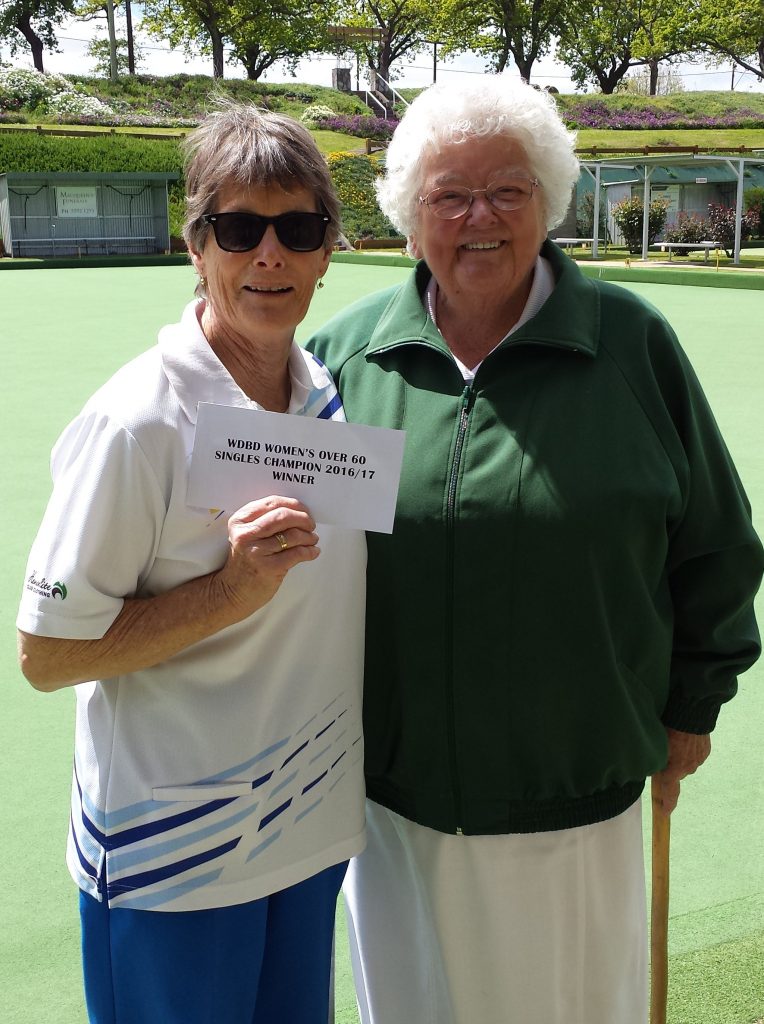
left=187, top=403, right=406, bottom=534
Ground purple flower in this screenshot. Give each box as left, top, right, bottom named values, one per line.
left=316, top=113, right=399, bottom=140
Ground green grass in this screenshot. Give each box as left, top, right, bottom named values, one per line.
left=394, top=89, right=764, bottom=121
left=2, top=262, right=762, bottom=1024
left=0, top=122, right=189, bottom=137
left=557, top=90, right=764, bottom=120
left=310, top=129, right=367, bottom=155
left=555, top=243, right=764, bottom=270
left=667, top=933, right=764, bottom=1024
left=576, top=127, right=764, bottom=152
left=3, top=120, right=762, bottom=154
left=0, top=122, right=365, bottom=153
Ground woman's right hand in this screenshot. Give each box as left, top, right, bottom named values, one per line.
left=216, top=496, right=320, bottom=617
left=19, top=496, right=320, bottom=692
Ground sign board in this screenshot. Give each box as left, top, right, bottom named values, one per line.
left=56, top=187, right=98, bottom=219
left=651, top=184, right=680, bottom=214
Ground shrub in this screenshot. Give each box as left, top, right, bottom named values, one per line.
left=168, top=189, right=187, bottom=240
left=46, top=91, right=115, bottom=120
left=59, top=74, right=368, bottom=123
left=0, top=131, right=184, bottom=175
left=744, top=186, right=764, bottom=238
left=0, top=81, right=23, bottom=112
left=326, top=152, right=398, bottom=240
left=706, top=204, right=759, bottom=256
left=317, top=114, right=397, bottom=141
left=0, top=67, right=70, bottom=110
left=576, top=190, right=608, bottom=240
left=663, top=212, right=711, bottom=244
left=300, top=104, right=337, bottom=125
left=611, top=196, right=670, bottom=252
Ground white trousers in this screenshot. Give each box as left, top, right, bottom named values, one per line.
left=344, top=799, right=647, bottom=1024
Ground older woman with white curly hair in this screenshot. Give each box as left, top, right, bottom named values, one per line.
left=309, top=76, right=762, bottom=1024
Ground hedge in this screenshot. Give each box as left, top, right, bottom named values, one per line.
left=0, top=130, right=183, bottom=175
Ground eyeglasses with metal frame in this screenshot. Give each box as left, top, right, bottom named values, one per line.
left=202, top=211, right=330, bottom=253
left=418, top=178, right=541, bottom=220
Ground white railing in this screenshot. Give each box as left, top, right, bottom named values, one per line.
left=359, top=89, right=388, bottom=117
left=370, top=72, right=410, bottom=110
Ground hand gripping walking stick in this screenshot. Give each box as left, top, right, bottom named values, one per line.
left=650, top=776, right=671, bottom=1024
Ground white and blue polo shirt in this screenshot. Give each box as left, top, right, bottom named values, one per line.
left=17, top=301, right=367, bottom=911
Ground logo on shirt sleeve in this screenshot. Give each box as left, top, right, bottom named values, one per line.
left=26, top=572, right=68, bottom=600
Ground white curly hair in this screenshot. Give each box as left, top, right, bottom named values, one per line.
left=376, top=76, right=579, bottom=243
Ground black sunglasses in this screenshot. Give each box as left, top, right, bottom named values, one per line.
left=202, top=211, right=330, bottom=253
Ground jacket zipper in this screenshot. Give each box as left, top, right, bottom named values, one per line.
left=445, top=383, right=475, bottom=835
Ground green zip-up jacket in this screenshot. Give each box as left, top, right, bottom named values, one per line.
left=308, top=242, right=763, bottom=835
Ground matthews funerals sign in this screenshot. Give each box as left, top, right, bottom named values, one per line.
left=55, top=186, right=99, bottom=219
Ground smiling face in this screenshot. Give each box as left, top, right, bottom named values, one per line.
left=189, top=179, right=332, bottom=353
left=411, top=136, right=547, bottom=323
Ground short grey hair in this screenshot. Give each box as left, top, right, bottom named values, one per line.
left=182, top=99, right=341, bottom=258
left=376, top=76, right=579, bottom=241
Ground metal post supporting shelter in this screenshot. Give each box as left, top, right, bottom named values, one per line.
left=577, top=154, right=764, bottom=265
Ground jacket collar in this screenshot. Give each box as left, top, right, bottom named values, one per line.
left=366, top=240, right=600, bottom=360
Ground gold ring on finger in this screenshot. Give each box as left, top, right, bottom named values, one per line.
left=275, top=532, right=288, bottom=551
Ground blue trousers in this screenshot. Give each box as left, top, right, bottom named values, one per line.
left=80, top=861, right=347, bottom=1024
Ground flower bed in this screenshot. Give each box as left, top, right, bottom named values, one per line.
left=559, top=99, right=764, bottom=131
left=315, top=114, right=398, bottom=141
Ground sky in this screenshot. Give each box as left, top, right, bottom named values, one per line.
left=1, top=5, right=762, bottom=95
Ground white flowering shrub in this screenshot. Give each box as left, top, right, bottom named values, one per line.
left=0, top=67, right=71, bottom=109
left=46, top=91, right=115, bottom=119
left=300, top=104, right=337, bottom=126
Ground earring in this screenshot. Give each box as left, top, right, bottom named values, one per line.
left=317, top=279, right=325, bottom=290
left=199, top=276, right=206, bottom=287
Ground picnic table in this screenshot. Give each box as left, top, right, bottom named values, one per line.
left=552, top=237, right=607, bottom=253
left=651, top=241, right=720, bottom=263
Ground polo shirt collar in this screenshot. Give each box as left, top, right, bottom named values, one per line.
left=159, top=301, right=340, bottom=423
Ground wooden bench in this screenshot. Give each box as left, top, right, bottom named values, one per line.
left=651, top=241, right=720, bottom=263
left=14, top=236, right=157, bottom=258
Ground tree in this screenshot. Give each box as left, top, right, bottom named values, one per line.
left=629, top=0, right=689, bottom=94
left=688, top=0, right=763, bottom=81
left=616, top=64, right=685, bottom=93
left=141, top=0, right=228, bottom=77
left=336, top=0, right=434, bottom=84
left=454, top=0, right=567, bottom=81
left=224, top=0, right=337, bottom=80
left=76, top=0, right=137, bottom=76
left=0, top=0, right=75, bottom=72
left=86, top=32, right=144, bottom=75
left=123, top=0, right=134, bottom=73
left=556, top=0, right=687, bottom=94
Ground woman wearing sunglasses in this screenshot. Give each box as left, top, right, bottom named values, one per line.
left=17, top=102, right=366, bottom=1024
left=309, top=78, right=762, bottom=1023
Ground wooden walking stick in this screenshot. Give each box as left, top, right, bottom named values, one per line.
left=650, top=776, right=671, bottom=1024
